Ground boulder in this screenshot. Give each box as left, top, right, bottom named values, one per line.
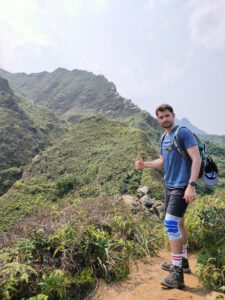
left=157, top=205, right=165, bottom=213
left=137, top=186, right=149, bottom=198
left=139, top=195, right=154, bottom=208
left=152, top=200, right=164, bottom=207
left=145, top=199, right=154, bottom=209
left=120, top=194, right=137, bottom=209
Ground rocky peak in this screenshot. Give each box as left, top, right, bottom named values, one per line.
left=0, top=76, right=11, bottom=94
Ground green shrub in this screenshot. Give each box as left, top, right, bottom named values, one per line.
left=80, top=225, right=130, bottom=282
left=55, top=175, right=79, bottom=197
left=186, top=194, right=225, bottom=291
left=48, top=225, right=77, bottom=257
left=119, top=170, right=141, bottom=195
left=0, top=262, right=37, bottom=300
left=0, top=197, right=163, bottom=299
left=39, top=270, right=73, bottom=299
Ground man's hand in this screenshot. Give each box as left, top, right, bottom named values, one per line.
left=183, top=185, right=196, bottom=203
left=135, top=154, right=144, bottom=170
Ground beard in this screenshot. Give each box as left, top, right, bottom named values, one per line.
left=162, top=121, right=174, bottom=129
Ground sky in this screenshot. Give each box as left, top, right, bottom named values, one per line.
left=0, top=0, right=225, bottom=135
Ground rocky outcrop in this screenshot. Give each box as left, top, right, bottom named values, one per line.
left=115, top=185, right=165, bottom=220
left=0, top=76, right=11, bottom=94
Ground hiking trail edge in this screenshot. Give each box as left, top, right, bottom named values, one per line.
left=93, top=251, right=224, bottom=300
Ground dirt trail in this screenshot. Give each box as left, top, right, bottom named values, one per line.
left=93, top=252, right=224, bottom=300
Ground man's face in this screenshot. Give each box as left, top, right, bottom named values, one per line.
left=157, top=110, right=175, bottom=129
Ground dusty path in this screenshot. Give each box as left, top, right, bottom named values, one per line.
left=93, top=252, right=224, bottom=300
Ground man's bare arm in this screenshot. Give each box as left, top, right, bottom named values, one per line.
left=183, top=145, right=202, bottom=203
left=187, top=145, right=202, bottom=182
left=143, top=155, right=163, bottom=169
left=135, top=155, right=163, bottom=169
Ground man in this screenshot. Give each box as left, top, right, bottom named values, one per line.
left=135, top=104, right=201, bottom=289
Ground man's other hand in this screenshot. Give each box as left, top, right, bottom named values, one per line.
left=183, top=185, right=196, bottom=203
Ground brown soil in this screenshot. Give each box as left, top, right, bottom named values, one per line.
left=93, top=252, right=224, bottom=300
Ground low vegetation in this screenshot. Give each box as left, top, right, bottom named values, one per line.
left=0, top=196, right=165, bottom=299
left=0, top=114, right=163, bottom=232
left=186, top=191, right=225, bottom=292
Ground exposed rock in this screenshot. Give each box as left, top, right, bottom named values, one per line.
left=159, top=211, right=165, bottom=221
left=131, top=206, right=141, bottom=214
left=152, top=200, right=163, bottom=207
left=0, top=76, right=11, bottom=94
left=152, top=206, right=160, bottom=219
left=157, top=205, right=164, bottom=213
left=139, top=195, right=148, bottom=205
left=32, top=154, right=41, bottom=164
left=114, top=194, right=123, bottom=203
left=139, top=195, right=154, bottom=208
left=145, top=199, right=154, bottom=209
left=115, top=191, right=164, bottom=219
left=149, top=205, right=165, bottom=220
left=120, top=195, right=137, bottom=209
left=151, top=214, right=159, bottom=222
left=137, top=186, right=149, bottom=198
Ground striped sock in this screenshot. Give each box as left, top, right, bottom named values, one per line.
left=182, top=244, right=188, bottom=259
left=172, top=253, right=182, bottom=267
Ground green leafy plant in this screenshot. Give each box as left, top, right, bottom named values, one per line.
left=38, top=270, right=73, bottom=299
left=0, top=262, right=37, bottom=300
left=186, top=194, right=225, bottom=291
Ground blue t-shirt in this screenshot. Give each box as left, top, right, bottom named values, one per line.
left=160, top=125, right=198, bottom=188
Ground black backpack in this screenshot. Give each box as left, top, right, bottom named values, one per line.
left=160, top=126, right=218, bottom=182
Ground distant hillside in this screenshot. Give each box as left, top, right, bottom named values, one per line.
left=176, top=117, right=207, bottom=135
left=0, top=114, right=163, bottom=232
left=0, top=76, right=67, bottom=195
left=0, top=68, right=162, bottom=141
left=200, top=134, right=225, bottom=146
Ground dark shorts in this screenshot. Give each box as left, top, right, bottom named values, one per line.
left=164, top=187, right=188, bottom=218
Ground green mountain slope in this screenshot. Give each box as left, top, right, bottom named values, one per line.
left=0, top=114, right=163, bottom=232
left=0, top=68, right=162, bottom=142
left=0, top=76, right=67, bottom=196
left=200, top=134, right=225, bottom=146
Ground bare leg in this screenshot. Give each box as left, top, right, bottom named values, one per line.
left=179, top=216, right=187, bottom=246
left=170, top=238, right=183, bottom=254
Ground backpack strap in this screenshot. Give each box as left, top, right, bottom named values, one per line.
left=159, top=131, right=168, bottom=150
left=173, top=126, right=191, bottom=159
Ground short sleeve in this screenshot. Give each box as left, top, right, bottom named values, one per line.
left=178, top=128, right=198, bottom=151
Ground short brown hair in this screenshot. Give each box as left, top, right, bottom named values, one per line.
left=155, top=104, right=174, bottom=116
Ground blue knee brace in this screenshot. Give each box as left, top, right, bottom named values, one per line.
left=164, top=213, right=182, bottom=240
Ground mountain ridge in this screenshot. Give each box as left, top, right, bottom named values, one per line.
left=176, top=117, right=207, bottom=135
left=0, top=67, right=162, bottom=139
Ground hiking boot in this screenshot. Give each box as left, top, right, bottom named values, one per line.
left=161, top=257, right=191, bottom=273
left=182, top=257, right=191, bottom=273
left=161, top=265, right=185, bottom=289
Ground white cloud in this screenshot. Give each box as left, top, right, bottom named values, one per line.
left=188, top=0, right=225, bottom=50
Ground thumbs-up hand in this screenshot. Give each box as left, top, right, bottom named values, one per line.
left=135, top=154, right=144, bottom=170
